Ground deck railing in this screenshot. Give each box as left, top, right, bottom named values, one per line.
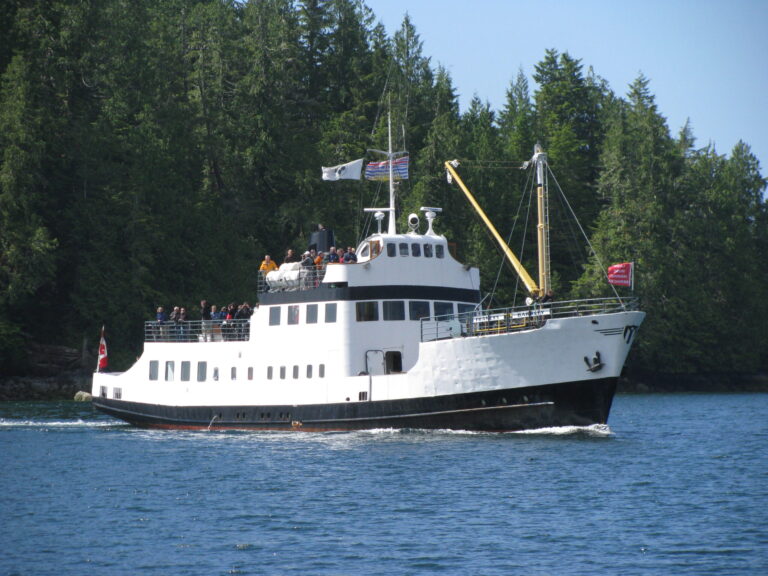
left=420, top=297, right=640, bottom=342
left=145, top=319, right=250, bottom=342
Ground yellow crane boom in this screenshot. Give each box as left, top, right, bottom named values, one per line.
left=444, top=160, right=541, bottom=297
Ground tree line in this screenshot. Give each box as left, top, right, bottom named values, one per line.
left=1, top=0, right=766, bottom=376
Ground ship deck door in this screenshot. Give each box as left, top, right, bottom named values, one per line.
left=365, top=350, right=385, bottom=376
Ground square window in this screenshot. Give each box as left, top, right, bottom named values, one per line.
left=386, top=243, right=397, bottom=257
left=409, top=301, right=430, bottom=320
left=435, top=301, right=454, bottom=318
left=356, top=301, right=379, bottom=321
left=325, top=303, right=337, bottom=323
left=280, top=366, right=286, bottom=380
left=269, top=307, right=281, bottom=326
left=383, top=301, right=405, bottom=320
left=307, top=304, right=318, bottom=324
left=231, top=367, right=237, bottom=380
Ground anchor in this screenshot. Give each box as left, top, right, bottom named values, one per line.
left=583, top=350, right=603, bottom=372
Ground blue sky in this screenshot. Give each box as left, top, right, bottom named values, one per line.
left=365, top=0, right=768, bottom=172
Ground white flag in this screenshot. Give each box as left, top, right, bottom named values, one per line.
left=322, top=158, right=363, bottom=181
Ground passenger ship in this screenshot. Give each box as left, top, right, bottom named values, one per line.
left=91, top=145, right=645, bottom=432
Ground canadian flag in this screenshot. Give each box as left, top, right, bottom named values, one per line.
left=97, top=326, right=108, bottom=372
left=607, top=262, right=634, bottom=288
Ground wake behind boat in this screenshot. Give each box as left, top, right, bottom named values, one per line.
left=91, top=142, right=644, bottom=432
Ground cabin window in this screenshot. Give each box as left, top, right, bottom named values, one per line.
left=181, top=361, right=191, bottom=382
left=280, top=366, right=286, bottom=380
left=423, top=243, right=433, bottom=258
left=436, top=244, right=445, bottom=258
left=306, top=364, right=313, bottom=378
left=411, top=243, right=421, bottom=257
left=383, top=301, right=405, bottom=321
left=269, top=306, right=281, bottom=326
left=458, top=303, right=476, bottom=317
left=288, top=305, right=300, bottom=325
left=293, top=365, right=299, bottom=379
left=113, top=387, right=122, bottom=400
left=197, top=362, right=207, bottom=382
left=359, top=244, right=369, bottom=259
left=306, top=304, right=318, bottom=324
left=165, top=361, right=175, bottom=382
left=325, top=303, right=337, bottom=323
left=319, top=364, right=326, bottom=378
left=248, top=367, right=254, bottom=380
left=267, top=366, right=273, bottom=380
left=359, top=391, right=368, bottom=401
left=356, top=301, right=379, bottom=322
left=231, top=367, right=237, bottom=380
left=213, top=367, right=219, bottom=381
left=399, top=242, right=409, bottom=256
left=435, top=302, right=455, bottom=318
left=386, top=243, right=397, bottom=257
left=100, top=386, right=107, bottom=398
left=385, top=351, right=403, bottom=373
left=409, top=301, right=430, bottom=320
left=149, top=360, right=159, bottom=381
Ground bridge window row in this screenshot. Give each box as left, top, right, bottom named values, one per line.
left=386, top=242, right=445, bottom=259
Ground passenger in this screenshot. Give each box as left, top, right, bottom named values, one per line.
left=344, top=246, right=357, bottom=263
left=327, top=246, right=339, bottom=263
left=179, top=307, right=189, bottom=340
left=200, top=300, right=212, bottom=342
left=314, top=251, right=326, bottom=284
left=541, top=290, right=554, bottom=303
left=169, top=306, right=181, bottom=339
left=259, top=254, right=278, bottom=273
left=301, top=251, right=315, bottom=289
left=235, top=302, right=252, bottom=339
left=155, top=306, right=168, bottom=341
left=284, top=249, right=298, bottom=264
left=336, top=246, right=346, bottom=262
left=210, top=304, right=222, bottom=341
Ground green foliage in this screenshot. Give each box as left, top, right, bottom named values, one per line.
left=0, top=2, right=765, bottom=377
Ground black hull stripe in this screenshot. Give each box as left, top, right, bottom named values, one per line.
left=92, top=378, right=617, bottom=433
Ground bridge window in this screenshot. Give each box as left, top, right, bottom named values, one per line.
left=435, top=301, right=455, bottom=318
left=197, top=361, right=207, bottom=382
left=409, top=301, right=430, bottom=320
left=356, top=301, right=379, bottom=322
left=383, top=301, right=405, bottom=321
left=325, top=303, right=337, bottom=323
left=307, top=304, right=318, bottom=324
left=181, top=361, right=191, bottom=381
left=411, top=243, right=421, bottom=257
left=386, top=243, right=396, bottom=257
left=288, top=305, right=300, bottom=325
left=423, top=243, right=433, bottom=258
left=269, top=306, right=281, bottom=326
left=458, top=303, right=476, bottom=316
left=149, top=360, right=159, bottom=381
left=399, top=242, right=409, bottom=256
left=436, top=244, right=445, bottom=258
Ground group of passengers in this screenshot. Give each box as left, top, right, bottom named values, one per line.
left=152, top=300, right=253, bottom=341
left=258, top=246, right=357, bottom=290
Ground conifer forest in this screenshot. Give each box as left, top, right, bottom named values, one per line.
left=1, top=0, right=766, bottom=379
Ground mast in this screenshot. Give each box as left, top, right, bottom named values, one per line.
left=533, top=144, right=550, bottom=295
left=387, top=113, right=396, bottom=234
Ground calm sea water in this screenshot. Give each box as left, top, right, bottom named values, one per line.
left=1, top=394, right=766, bottom=576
